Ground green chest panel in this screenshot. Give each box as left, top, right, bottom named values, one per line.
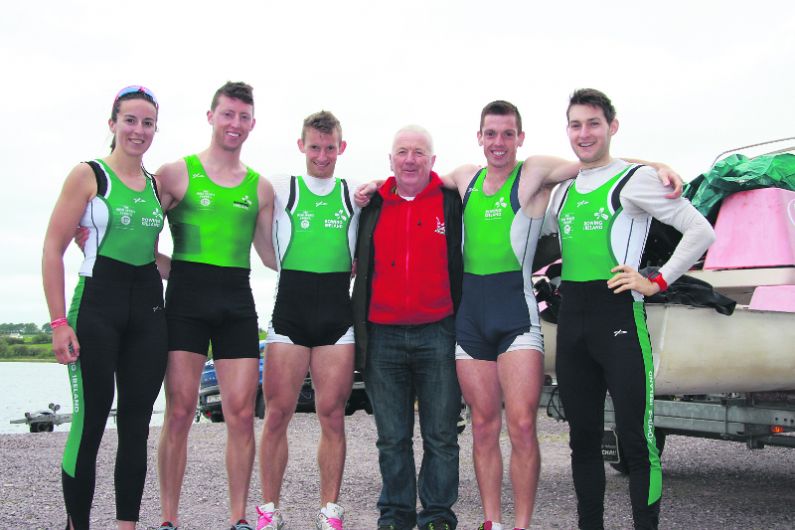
left=94, top=159, right=163, bottom=266
left=169, top=154, right=259, bottom=269
left=463, top=162, right=522, bottom=274
left=558, top=166, right=630, bottom=281
left=282, top=176, right=352, bottom=273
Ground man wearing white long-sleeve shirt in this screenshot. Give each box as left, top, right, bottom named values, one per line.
left=545, top=88, right=715, bottom=530
left=256, top=111, right=359, bottom=530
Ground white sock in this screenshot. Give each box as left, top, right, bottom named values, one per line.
left=491, top=523, right=504, bottom=530
left=258, top=502, right=276, bottom=512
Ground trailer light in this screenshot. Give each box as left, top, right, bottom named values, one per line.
left=770, top=425, right=785, bottom=434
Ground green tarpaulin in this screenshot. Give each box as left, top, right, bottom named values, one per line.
left=684, top=153, right=795, bottom=222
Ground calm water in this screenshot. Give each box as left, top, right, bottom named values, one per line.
left=1, top=362, right=166, bottom=434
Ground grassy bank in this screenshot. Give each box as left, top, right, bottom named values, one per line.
left=0, top=341, right=52, bottom=362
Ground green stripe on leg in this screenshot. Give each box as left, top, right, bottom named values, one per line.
left=633, top=301, right=662, bottom=504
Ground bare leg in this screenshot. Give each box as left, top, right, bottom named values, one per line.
left=498, top=349, right=544, bottom=528
left=258, top=343, right=310, bottom=505
left=456, top=359, right=504, bottom=523
left=310, top=344, right=354, bottom=504
left=215, top=357, right=260, bottom=524
left=158, top=350, right=207, bottom=526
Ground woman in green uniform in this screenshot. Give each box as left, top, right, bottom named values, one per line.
left=42, top=86, right=168, bottom=530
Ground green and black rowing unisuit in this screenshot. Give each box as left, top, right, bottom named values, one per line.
left=270, top=175, right=357, bottom=348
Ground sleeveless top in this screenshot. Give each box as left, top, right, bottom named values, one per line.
left=168, top=154, right=259, bottom=268
left=276, top=175, right=354, bottom=273
left=463, top=162, right=537, bottom=275
left=557, top=164, right=646, bottom=281
left=79, top=159, right=163, bottom=276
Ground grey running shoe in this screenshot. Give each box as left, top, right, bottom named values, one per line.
left=231, top=520, right=254, bottom=530
left=149, top=523, right=177, bottom=530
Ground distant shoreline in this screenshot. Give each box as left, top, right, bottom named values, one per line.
left=0, top=358, right=55, bottom=363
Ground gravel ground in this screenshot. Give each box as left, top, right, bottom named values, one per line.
left=1, top=411, right=794, bottom=529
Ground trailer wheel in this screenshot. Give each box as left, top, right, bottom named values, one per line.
left=610, top=429, right=666, bottom=475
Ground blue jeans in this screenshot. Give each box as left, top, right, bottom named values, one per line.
left=365, top=316, right=461, bottom=529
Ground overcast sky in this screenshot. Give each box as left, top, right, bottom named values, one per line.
left=2, top=0, right=793, bottom=326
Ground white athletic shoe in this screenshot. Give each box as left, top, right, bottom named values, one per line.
left=256, top=503, right=286, bottom=530
left=315, top=501, right=344, bottom=530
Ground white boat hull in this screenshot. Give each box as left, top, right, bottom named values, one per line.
left=542, top=304, right=795, bottom=395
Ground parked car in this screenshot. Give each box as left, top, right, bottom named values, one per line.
left=196, top=341, right=371, bottom=423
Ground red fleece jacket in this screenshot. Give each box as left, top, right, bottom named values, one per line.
left=368, top=172, right=453, bottom=324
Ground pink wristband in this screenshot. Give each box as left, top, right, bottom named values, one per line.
left=51, top=317, right=68, bottom=329
left=648, top=272, right=668, bottom=293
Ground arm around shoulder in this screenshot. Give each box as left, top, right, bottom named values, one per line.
left=623, top=158, right=683, bottom=197
left=524, top=155, right=581, bottom=185
left=154, top=159, right=189, bottom=211
left=440, top=164, right=480, bottom=196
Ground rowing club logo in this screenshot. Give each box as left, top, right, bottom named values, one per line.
left=484, top=197, right=508, bottom=220
left=325, top=209, right=348, bottom=229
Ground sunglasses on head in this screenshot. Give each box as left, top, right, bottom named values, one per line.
left=114, top=85, right=159, bottom=109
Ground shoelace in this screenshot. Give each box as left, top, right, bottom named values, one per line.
left=256, top=507, right=283, bottom=530
left=321, top=515, right=343, bottom=530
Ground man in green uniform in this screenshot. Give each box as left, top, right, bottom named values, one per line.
left=548, top=88, right=714, bottom=530
left=154, top=81, right=275, bottom=530
left=255, top=111, right=357, bottom=530
left=442, top=101, right=682, bottom=530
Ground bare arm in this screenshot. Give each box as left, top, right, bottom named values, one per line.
left=524, top=155, right=581, bottom=186
left=253, top=176, right=277, bottom=271
left=154, top=160, right=188, bottom=212
left=353, top=179, right=384, bottom=208
left=154, top=238, right=171, bottom=280
left=440, top=163, right=481, bottom=197
left=42, top=163, right=96, bottom=364
left=150, top=170, right=173, bottom=279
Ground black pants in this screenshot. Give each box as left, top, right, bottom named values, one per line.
left=63, top=258, right=168, bottom=529
left=556, top=281, right=662, bottom=530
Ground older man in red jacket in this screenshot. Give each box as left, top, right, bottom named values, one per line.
left=352, top=125, right=463, bottom=530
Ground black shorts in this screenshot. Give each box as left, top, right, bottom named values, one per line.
left=268, top=269, right=353, bottom=348
left=165, top=260, right=259, bottom=359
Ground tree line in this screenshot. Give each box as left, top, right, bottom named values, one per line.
left=0, top=322, right=52, bottom=334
